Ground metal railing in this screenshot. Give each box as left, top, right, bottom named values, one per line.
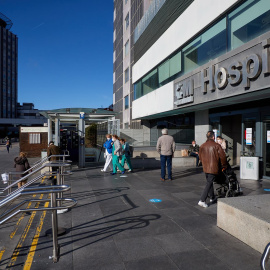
left=261, top=242, right=270, bottom=270
left=3, top=154, right=71, bottom=195
left=0, top=185, right=77, bottom=263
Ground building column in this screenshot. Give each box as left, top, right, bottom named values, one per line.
left=48, top=118, right=52, bottom=144
left=55, top=118, right=60, bottom=146
left=195, top=110, right=210, bottom=146
left=78, top=118, right=85, bottom=168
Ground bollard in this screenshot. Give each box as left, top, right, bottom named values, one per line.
left=51, top=192, right=59, bottom=263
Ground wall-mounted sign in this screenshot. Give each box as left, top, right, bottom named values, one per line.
left=267, top=131, right=270, bottom=143
left=246, top=133, right=252, bottom=145
left=173, top=39, right=270, bottom=109
left=79, top=112, right=85, bottom=119
left=246, top=128, right=252, bottom=134
left=174, top=79, right=194, bottom=106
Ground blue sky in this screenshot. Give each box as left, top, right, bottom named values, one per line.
left=1, top=0, right=113, bottom=110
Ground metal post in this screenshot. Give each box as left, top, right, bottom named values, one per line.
left=56, top=169, right=60, bottom=207
left=8, top=173, right=12, bottom=194
left=78, top=118, right=85, bottom=168
left=55, top=118, right=60, bottom=146
left=48, top=118, right=53, bottom=143
left=51, top=192, right=59, bottom=263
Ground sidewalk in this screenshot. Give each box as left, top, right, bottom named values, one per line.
left=28, top=165, right=269, bottom=270
left=0, top=145, right=269, bottom=269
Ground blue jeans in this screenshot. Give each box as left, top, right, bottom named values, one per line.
left=160, top=155, right=172, bottom=179
left=190, top=152, right=199, bottom=166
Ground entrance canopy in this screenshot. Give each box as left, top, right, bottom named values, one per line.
left=40, top=108, right=118, bottom=167
left=40, top=108, right=116, bottom=124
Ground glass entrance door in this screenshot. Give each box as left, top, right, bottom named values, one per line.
left=263, top=121, right=270, bottom=177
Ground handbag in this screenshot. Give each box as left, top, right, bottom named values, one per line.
left=181, top=149, right=189, bottom=157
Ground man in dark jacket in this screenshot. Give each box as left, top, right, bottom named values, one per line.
left=47, top=141, right=60, bottom=184
left=198, top=131, right=227, bottom=208
left=188, top=140, right=200, bottom=167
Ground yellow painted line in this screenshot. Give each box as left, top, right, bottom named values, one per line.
left=0, top=248, right=6, bottom=261
left=23, top=200, right=50, bottom=270
left=10, top=195, right=37, bottom=239
left=9, top=177, right=46, bottom=239
left=7, top=194, right=44, bottom=267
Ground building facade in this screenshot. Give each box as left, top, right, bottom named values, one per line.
left=130, top=0, right=270, bottom=176
left=0, top=12, right=18, bottom=119
left=113, top=0, right=157, bottom=130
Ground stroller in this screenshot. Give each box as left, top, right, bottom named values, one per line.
left=214, top=157, right=243, bottom=198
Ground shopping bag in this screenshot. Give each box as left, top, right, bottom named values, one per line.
left=1, top=173, right=9, bottom=184
left=181, top=149, right=189, bottom=157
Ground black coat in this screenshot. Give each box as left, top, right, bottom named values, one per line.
left=14, top=157, right=31, bottom=178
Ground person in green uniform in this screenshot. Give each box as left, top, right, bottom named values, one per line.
left=120, top=139, right=133, bottom=172
left=111, top=135, right=125, bottom=175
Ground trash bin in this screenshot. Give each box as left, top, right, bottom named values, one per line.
left=240, top=156, right=259, bottom=180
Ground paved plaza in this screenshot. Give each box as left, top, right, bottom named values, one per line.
left=0, top=144, right=269, bottom=269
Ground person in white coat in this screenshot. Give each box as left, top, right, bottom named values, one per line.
left=101, top=134, right=113, bottom=172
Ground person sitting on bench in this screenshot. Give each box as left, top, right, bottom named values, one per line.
left=188, top=140, right=200, bottom=167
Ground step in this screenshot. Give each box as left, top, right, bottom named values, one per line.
left=217, top=194, right=270, bottom=253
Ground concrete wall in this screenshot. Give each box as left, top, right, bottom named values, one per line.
left=120, top=127, right=150, bottom=146
left=132, top=82, right=174, bottom=119
left=132, top=0, right=239, bottom=83
left=20, top=132, right=48, bottom=158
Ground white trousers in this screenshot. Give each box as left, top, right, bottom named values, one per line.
left=103, top=153, right=112, bottom=171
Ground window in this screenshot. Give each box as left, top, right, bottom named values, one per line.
left=125, top=67, right=129, bottom=83
left=134, top=80, right=142, bottom=100
left=183, top=18, right=226, bottom=74
left=158, top=51, right=182, bottom=86
left=125, top=0, right=128, bottom=4
left=125, top=13, right=129, bottom=29
left=125, top=40, right=129, bottom=56
left=228, top=0, right=270, bottom=50
left=29, top=133, right=41, bottom=144
left=142, top=68, right=158, bottom=95
left=124, top=123, right=129, bottom=129
left=125, top=95, right=129, bottom=109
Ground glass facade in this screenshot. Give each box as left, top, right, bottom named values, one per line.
left=134, top=0, right=270, bottom=100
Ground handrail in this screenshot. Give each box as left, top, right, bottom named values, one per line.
left=5, top=162, right=70, bottom=192
left=0, top=184, right=77, bottom=263
left=261, top=242, right=270, bottom=270
left=14, top=154, right=70, bottom=175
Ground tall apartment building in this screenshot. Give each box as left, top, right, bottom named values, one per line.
left=0, top=12, right=18, bottom=118
left=113, top=0, right=155, bottom=130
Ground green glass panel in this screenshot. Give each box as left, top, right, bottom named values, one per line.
left=170, top=51, right=181, bottom=77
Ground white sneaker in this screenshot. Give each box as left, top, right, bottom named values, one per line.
left=128, top=169, right=132, bottom=172
left=101, top=169, right=104, bottom=172
left=198, top=201, right=208, bottom=208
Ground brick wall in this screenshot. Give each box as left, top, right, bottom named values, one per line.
left=20, top=132, right=48, bottom=158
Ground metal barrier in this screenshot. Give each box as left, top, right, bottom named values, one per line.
left=261, top=243, right=270, bottom=270
left=0, top=185, right=77, bottom=263
left=4, top=155, right=71, bottom=196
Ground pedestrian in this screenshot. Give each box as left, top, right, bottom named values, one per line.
left=120, top=138, right=133, bottom=172
left=111, top=135, right=125, bottom=175
left=188, top=140, right=200, bottom=167
left=216, top=136, right=227, bottom=152
left=101, top=134, right=113, bottom=172
left=198, top=131, right=227, bottom=208
left=6, top=139, right=10, bottom=153
left=156, top=128, right=176, bottom=181
left=14, top=152, right=31, bottom=188
left=47, top=141, right=60, bottom=185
